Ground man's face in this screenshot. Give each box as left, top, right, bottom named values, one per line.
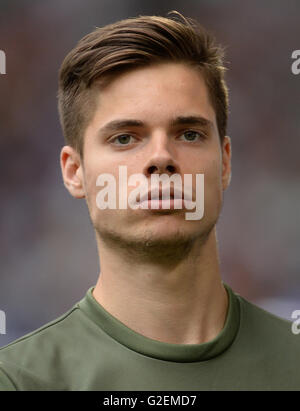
left=61, top=62, right=231, bottom=258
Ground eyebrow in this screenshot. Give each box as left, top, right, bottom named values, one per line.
left=98, top=115, right=213, bottom=136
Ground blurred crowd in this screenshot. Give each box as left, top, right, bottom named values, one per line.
left=0, top=0, right=299, bottom=346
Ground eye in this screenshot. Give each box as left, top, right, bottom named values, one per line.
left=110, top=134, right=137, bottom=146
left=179, top=130, right=206, bottom=142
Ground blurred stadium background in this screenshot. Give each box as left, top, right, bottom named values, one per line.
left=0, top=0, right=299, bottom=346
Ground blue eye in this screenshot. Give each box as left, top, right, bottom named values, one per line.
left=112, top=134, right=134, bottom=145
left=110, top=130, right=205, bottom=146
left=180, top=130, right=205, bottom=142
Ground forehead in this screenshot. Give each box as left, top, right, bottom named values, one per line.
left=89, top=62, right=217, bottom=130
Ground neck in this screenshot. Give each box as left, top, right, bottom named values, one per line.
left=92, top=227, right=228, bottom=345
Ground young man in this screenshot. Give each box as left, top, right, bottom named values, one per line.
left=0, top=11, right=299, bottom=391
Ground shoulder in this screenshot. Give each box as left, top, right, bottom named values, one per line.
left=236, top=292, right=300, bottom=356
left=0, top=304, right=86, bottom=390
left=221, top=288, right=300, bottom=390
left=0, top=305, right=81, bottom=356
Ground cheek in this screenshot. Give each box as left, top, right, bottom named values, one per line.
left=83, top=162, right=126, bottom=223
left=206, top=157, right=222, bottom=185
left=202, top=158, right=223, bottom=206
left=83, top=162, right=107, bottom=216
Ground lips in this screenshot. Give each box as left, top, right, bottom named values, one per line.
left=138, top=187, right=192, bottom=203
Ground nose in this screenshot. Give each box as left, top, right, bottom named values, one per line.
left=143, top=132, right=180, bottom=177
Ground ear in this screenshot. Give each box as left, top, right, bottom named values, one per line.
left=221, top=136, right=232, bottom=191
left=60, top=145, right=85, bottom=199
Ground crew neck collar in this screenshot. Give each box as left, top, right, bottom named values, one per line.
left=78, top=282, right=240, bottom=363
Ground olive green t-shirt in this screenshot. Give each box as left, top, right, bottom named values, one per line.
left=0, top=283, right=299, bottom=391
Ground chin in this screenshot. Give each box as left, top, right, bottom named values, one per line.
left=139, top=221, right=201, bottom=242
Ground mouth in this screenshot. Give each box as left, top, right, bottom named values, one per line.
left=136, top=187, right=193, bottom=211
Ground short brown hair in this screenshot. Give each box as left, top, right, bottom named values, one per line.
left=58, top=10, right=228, bottom=158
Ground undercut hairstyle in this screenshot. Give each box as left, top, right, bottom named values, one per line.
left=57, top=10, right=229, bottom=159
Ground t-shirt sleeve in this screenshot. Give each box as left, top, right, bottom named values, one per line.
left=0, top=366, right=17, bottom=391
